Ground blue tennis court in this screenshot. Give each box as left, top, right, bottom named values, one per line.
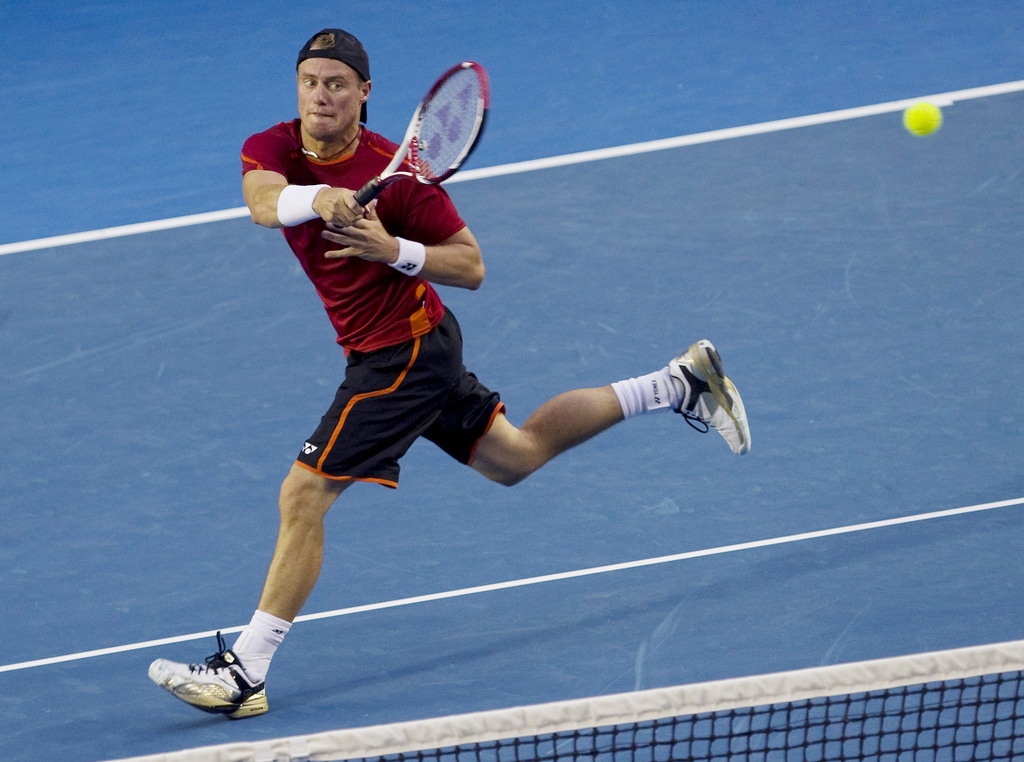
left=1, top=3, right=1022, bottom=760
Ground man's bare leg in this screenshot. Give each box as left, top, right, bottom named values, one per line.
left=257, top=464, right=349, bottom=621
left=471, top=386, right=624, bottom=486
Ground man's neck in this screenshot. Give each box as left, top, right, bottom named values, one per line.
left=301, top=125, right=361, bottom=161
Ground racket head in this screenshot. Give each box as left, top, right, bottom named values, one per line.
left=352, top=61, right=489, bottom=207
left=411, top=61, right=490, bottom=184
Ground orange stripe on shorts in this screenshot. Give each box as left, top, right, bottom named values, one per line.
left=315, top=334, right=423, bottom=472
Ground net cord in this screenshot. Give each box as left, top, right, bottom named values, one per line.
left=105, top=638, right=1024, bottom=762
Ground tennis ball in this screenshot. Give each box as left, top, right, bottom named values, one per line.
left=903, top=102, right=943, bottom=136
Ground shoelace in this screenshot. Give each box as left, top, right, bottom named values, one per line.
left=188, top=631, right=232, bottom=675
left=678, top=409, right=710, bottom=434
left=677, top=378, right=712, bottom=434
left=674, top=363, right=713, bottom=434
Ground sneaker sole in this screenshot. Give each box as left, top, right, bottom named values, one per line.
left=228, top=690, right=268, bottom=719
left=168, top=686, right=269, bottom=719
left=686, top=340, right=751, bottom=454
left=162, top=683, right=269, bottom=719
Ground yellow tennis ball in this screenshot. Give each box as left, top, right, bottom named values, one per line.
left=903, top=102, right=943, bottom=136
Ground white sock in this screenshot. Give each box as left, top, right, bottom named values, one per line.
left=611, top=368, right=682, bottom=419
left=231, top=610, right=291, bottom=683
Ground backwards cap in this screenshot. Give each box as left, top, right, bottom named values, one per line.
left=297, top=28, right=370, bottom=123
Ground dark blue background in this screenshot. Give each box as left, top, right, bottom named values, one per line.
left=2, top=1, right=1023, bottom=244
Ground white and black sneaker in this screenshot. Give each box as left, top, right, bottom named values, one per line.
left=669, top=340, right=751, bottom=455
left=148, top=632, right=268, bottom=719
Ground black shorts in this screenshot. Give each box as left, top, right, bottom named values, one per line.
left=295, top=309, right=504, bottom=487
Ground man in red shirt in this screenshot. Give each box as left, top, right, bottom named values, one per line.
left=149, top=28, right=751, bottom=719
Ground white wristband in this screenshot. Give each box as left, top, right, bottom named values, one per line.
left=276, top=184, right=329, bottom=226
left=390, top=237, right=426, bottom=276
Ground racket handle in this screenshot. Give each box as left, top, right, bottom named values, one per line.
left=353, top=177, right=384, bottom=207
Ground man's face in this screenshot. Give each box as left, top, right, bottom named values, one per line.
left=297, top=58, right=369, bottom=143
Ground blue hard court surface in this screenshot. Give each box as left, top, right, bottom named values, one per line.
left=1, top=3, right=1023, bottom=760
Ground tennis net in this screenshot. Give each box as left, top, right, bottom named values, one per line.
left=114, top=639, right=1024, bottom=762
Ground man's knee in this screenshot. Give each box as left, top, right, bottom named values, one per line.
left=470, top=415, right=548, bottom=487
left=279, top=465, right=347, bottom=523
left=480, top=462, right=534, bottom=488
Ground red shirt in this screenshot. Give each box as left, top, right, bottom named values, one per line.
left=241, top=120, right=467, bottom=352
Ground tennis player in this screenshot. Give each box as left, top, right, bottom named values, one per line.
left=148, top=27, right=751, bottom=719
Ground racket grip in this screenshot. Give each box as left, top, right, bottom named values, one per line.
left=353, top=177, right=383, bottom=207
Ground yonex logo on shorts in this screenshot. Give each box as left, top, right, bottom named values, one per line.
left=302, top=442, right=318, bottom=455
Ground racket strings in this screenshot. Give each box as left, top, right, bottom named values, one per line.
left=416, top=69, right=484, bottom=181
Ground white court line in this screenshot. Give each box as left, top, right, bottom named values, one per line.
left=2, top=78, right=1023, bottom=258
left=2, top=495, right=1022, bottom=675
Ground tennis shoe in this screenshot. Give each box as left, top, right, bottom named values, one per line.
left=148, top=632, right=268, bottom=719
left=669, top=340, right=751, bottom=455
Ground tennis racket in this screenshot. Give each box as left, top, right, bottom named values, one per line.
left=353, top=61, right=490, bottom=206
